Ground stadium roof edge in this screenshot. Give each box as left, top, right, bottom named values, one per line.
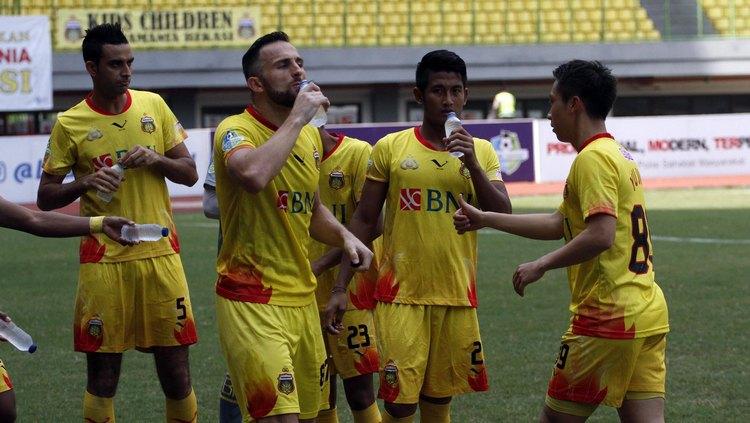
left=52, top=39, right=750, bottom=91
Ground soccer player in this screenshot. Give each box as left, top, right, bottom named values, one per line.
left=324, top=50, right=512, bottom=423
left=212, top=31, right=372, bottom=423
left=453, top=60, right=669, bottom=422
left=0, top=194, right=135, bottom=422
left=36, top=23, right=200, bottom=422
left=309, top=128, right=381, bottom=423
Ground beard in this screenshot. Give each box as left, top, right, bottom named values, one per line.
left=260, top=76, right=296, bottom=108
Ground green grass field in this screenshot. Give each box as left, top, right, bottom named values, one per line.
left=1, top=187, right=748, bottom=421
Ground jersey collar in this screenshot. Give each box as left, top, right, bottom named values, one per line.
left=85, top=90, right=132, bottom=116
left=579, top=132, right=614, bottom=151
left=321, top=132, right=345, bottom=162
left=245, top=105, right=279, bottom=131
left=414, top=126, right=441, bottom=151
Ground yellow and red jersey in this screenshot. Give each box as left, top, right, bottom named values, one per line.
left=368, top=127, right=502, bottom=307
left=43, top=89, right=187, bottom=263
left=310, top=134, right=380, bottom=311
left=213, top=106, right=323, bottom=306
left=559, top=133, right=669, bottom=339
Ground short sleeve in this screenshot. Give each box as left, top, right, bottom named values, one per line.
left=367, top=137, right=390, bottom=182
left=42, top=120, right=77, bottom=176
left=203, top=159, right=216, bottom=188
left=477, top=138, right=503, bottom=182
left=351, top=141, right=372, bottom=204
left=573, top=150, right=618, bottom=219
left=214, top=126, right=257, bottom=164
left=157, top=96, right=188, bottom=151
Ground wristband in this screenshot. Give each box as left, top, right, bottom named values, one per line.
left=331, top=286, right=347, bottom=295
left=89, top=216, right=105, bottom=234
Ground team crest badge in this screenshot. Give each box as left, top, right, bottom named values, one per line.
left=87, top=128, right=103, bottom=141
left=64, top=16, right=83, bottom=42
left=237, top=15, right=256, bottom=39
left=384, top=360, right=399, bottom=387
left=277, top=368, right=295, bottom=395
left=458, top=163, right=471, bottom=179
left=87, top=317, right=103, bottom=339
left=329, top=170, right=345, bottom=190
left=400, top=156, right=419, bottom=170
left=140, top=115, right=156, bottom=134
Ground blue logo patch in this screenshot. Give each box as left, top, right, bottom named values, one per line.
left=221, top=130, right=243, bottom=152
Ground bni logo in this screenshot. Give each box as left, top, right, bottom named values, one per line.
left=276, top=190, right=289, bottom=211
left=91, top=153, right=114, bottom=170
left=399, top=188, right=421, bottom=211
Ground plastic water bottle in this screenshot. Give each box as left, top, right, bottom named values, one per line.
left=444, top=112, right=464, bottom=158
left=299, top=80, right=327, bottom=127
left=96, top=163, right=125, bottom=203
left=121, top=224, right=169, bottom=242
left=0, top=319, right=37, bottom=353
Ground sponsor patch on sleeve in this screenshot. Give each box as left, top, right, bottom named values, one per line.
left=221, top=130, right=244, bottom=152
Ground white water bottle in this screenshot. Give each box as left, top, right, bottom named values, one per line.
left=299, top=80, right=327, bottom=127
left=444, top=112, right=464, bottom=158
left=121, top=224, right=169, bottom=242
left=96, top=163, right=125, bottom=203
left=0, top=319, right=37, bottom=353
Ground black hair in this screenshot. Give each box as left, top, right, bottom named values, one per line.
left=242, top=31, right=290, bottom=80
left=82, top=23, right=128, bottom=64
left=552, top=60, right=617, bottom=120
left=415, top=50, right=467, bottom=92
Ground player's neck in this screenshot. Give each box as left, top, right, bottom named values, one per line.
left=88, top=89, right=129, bottom=115
left=573, top=120, right=608, bottom=151
left=320, top=130, right=339, bottom=156
left=419, top=120, right=448, bottom=150
left=250, top=97, right=291, bottom=129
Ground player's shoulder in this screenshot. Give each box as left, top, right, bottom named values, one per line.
left=128, top=89, right=164, bottom=105
left=215, top=111, right=252, bottom=134
left=375, top=127, right=413, bottom=148
left=343, top=136, right=373, bottom=153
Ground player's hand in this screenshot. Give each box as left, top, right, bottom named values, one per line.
left=323, top=291, right=348, bottom=335
left=342, top=233, right=373, bottom=272
left=293, top=81, right=330, bottom=124
left=101, top=216, right=137, bottom=246
left=454, top=194, right=485, bottom=234
left=512, top=260, right=546, bottom=297
left=445, top=128, right=478, bottom=165
left=85, top=165, right=124, bottom=193
left=0, top=311, right=10, bottom=342
left=120, top=145, right=161, bottom=169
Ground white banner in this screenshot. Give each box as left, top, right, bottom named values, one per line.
left=536, top=113, right=750, bottom=182
left=0, top=129, right=211, bottom=203
left=0, top=16, right=53, bottom=111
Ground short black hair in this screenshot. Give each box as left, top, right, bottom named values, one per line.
left=415, top=50, right=467, bottom=92
left=242, top=31, right=290, bottom=80
left=82, top=23, right=128, bottom=64
left=552, top=60, right=617, bottom=120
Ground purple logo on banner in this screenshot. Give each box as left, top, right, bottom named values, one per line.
left=328, top=120, right=535, bottom=182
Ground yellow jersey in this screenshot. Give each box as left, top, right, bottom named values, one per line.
left=368, top=127, right=502, bottom=306
left=559, top=133, right=669, bottom=339
left=43, top=89, right=187, bottom=263
left=213, top=106, right=323, bottom=306
left=309, top=134, right=379, bottom=311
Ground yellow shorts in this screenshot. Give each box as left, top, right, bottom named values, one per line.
left=216, top=297, right=329, bottom=421
left=323, top=309, right=379, bottom=380
left=74, top=254, right=197, bottom=353
left=545, top=332, right=667, bottom=417
left=0, top=360, right=12, bottom=394
left=375, top=303, right=488, bottom=403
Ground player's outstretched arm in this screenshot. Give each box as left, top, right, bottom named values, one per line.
left=119, top=143, right=198, bottom=187
left=1, top=195, right=135, bottom=245
left=310, top=193, right=373, bottom=269
left=513, top=213, right=615, bottom=296
left=454, top=195, right=563, bottom=240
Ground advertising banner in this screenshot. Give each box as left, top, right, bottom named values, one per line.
left=329, top=119, right=535, bottom=182
left=536, top=113, right=750, bottom=182
left=0, top=16, right=53, bottom=111
left=0, top=129, right=211, bottom=204
left=56, top=7, right=261, bottom=50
